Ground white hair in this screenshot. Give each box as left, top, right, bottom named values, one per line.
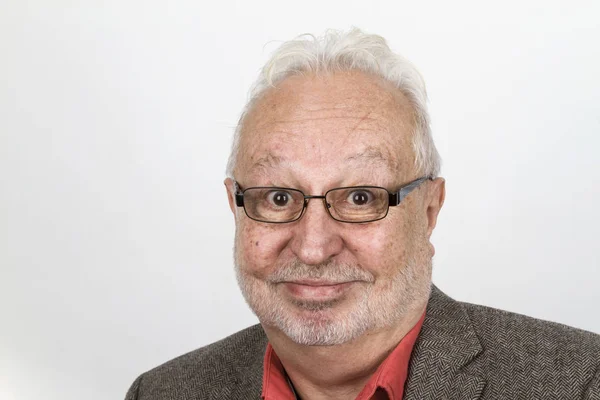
left=226, top=27, right=441, bottom=178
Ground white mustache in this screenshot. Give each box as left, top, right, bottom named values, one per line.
left=266, top=259, right=375, bottom=284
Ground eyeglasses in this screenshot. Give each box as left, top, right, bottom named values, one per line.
left=233, top=176, right=431, bottom=224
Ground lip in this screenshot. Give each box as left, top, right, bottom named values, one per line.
left=288, top=279, right=349, bottom=286
left=282, top=280, right=355, bottom=301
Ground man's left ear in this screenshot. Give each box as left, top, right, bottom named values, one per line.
left=425, top=178, right=445, bottom=238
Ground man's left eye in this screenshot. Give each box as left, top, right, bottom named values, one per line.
left=347, top=190, right=372, bottom=206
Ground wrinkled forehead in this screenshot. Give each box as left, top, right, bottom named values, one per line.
left=235, top=71, right=417, bottom=182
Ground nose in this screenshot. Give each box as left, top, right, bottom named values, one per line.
left=289, top=197, right=344, bottom=265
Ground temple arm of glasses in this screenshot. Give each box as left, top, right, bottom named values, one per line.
left=233, top=181, right=245, bottom=207
left=388, top=177, right=431, bottom=206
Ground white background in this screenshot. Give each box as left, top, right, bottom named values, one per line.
left=1, top=1, right=599, bottom=399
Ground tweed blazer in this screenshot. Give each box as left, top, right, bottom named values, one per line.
left=125, top=285, right=600, bottom=399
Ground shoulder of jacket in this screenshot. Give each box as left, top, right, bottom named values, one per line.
left=463, top=301, right=599, bottom=343
left=461, top=300, right=600, bottom=366
left=150, top=323, right=266, bottom=373
left=130, top=324, right=267, bottom=399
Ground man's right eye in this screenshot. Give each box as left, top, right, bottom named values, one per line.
left=266, top=191, right=291, bottom=207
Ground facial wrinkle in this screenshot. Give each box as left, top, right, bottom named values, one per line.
left=348, top=110, right=375, bottom=136
left=273, top=115, right=375, bottom=124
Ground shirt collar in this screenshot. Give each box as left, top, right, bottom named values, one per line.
left=261, top=311, right=426, bottom=400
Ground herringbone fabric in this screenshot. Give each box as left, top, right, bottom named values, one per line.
left=125, top=285, right=600, bottom=399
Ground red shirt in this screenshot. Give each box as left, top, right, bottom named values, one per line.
left=261, top=312, right=426, bottom=400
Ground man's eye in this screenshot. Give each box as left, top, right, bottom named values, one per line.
left=267, top=191, right=292, bottom=207
left=347, top=190, right=372, bottom=206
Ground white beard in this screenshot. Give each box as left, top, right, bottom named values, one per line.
left=234, top=240, right=432, bottom=346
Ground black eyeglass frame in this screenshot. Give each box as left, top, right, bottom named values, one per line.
left=233, top=176, right=432, bottom=224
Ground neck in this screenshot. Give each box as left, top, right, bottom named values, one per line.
left=263, top=303, right=426, bottom=400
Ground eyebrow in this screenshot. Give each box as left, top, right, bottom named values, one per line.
left=249, top=154, right=287, bottom=174
left=248, top=146, right=397, bottom=174
left=344, top=147, right=397, bottom=171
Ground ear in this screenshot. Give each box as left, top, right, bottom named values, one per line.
left=224, top=178, right=237, bottom=216
left=425, top=177, right=445, bottom=238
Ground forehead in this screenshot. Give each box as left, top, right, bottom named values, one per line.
left=237, top=71, right=416, bottom=183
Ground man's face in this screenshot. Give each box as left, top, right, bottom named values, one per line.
left=226, top=71, right=443, bottom=345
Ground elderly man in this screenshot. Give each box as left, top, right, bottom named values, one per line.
left=125, top=29, right=600, bottom=400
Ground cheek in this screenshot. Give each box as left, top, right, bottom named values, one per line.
left=237, top=221, right=290, bottom=276
left=347, top=220, right=410, bottom=275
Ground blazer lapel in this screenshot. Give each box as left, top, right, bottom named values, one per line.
left=403, top=285, right=486, bottom=400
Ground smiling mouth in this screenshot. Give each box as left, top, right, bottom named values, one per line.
left=282, top=280, right=356, bottom=301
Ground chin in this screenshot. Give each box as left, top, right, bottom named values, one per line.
left=280, top=317, right=370, bottom=346
left=266, top=299, right=373, bottom=346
